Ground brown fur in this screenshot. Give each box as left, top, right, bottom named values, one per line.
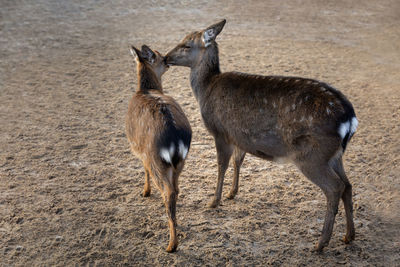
left=126, top=45, right=192, bottom=252
left=166, top=20, right=357, bottom=252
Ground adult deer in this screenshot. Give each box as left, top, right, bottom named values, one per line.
left=126, top=45, right=192, bottom=252
left=165, top=19, right=358, bottom=251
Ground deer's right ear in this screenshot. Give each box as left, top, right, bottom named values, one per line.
left=130, top=45, right=143, bottom=62
left=141, top=45, right=156, bottom=64
left=202, top=19, right=226, bottom=47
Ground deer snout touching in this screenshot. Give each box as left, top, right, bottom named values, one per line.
left=165, top=48, right=192, bottom=67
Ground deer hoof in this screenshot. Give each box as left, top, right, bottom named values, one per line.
left=343, top=232, right=355, bottom=244
left=208, top=198, right=220, bottom=208
left=166, top=242, right=178, bottom=253
left=314, top=241, right=325, bottom=253
left=142, top=190, right=150, bottom=197
left=226, top=191, right=236, bottom=200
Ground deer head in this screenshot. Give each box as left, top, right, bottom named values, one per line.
left=130, top=45, right=169, bottom=81
left=165, top=19, right=226, bottom=68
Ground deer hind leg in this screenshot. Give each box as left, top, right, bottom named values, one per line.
left=209, top=137, right=234, bottom=208
left=164, top=184, right=178, bottom=253
left=142, top=164, right=151, bottom=197
left=172, top=162, right=184, bottom=197
left=330, top=156, right=355, bottom=244
left=299, top=161, right=345, bottom=252
left=227, top=146, right=246, bottom=200
left=155, top=167, right=178, bottom=252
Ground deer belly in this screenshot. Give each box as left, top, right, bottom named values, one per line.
left=235, top=131, right=289, bottom=161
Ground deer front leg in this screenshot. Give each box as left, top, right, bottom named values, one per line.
left=227, top=147, right=246, bottom=200
left=209, top=137, right=233, bottom=208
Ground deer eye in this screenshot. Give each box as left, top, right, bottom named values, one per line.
left=183, top=45, right=191, bottom=50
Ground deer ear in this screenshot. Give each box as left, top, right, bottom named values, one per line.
left=130, top=45, right=142, bottom=62
left=141, top=45, right=156, bottom=64
left=202, top=19, right=226, bottom=47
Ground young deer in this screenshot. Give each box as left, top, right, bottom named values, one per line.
left=126, top=45, right=192, bottom=252
left=166, top=20, right=358, bottom=251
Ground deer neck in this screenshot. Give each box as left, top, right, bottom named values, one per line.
left=137, top=64, right=163, bottom=93
left=190, top=46, right=220, bottom=101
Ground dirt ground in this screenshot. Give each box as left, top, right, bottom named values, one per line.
left=1, top=0, right=400, bottom=266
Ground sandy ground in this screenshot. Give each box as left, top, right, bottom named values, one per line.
left=1, top=0, right=400, bottom=266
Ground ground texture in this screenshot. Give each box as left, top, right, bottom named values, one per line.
left=1, top=0, right=399, bottom=266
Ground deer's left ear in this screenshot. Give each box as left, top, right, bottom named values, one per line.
left=130, top=45, right=143, bottom=63
left=202, top=19, right=226, bottom=47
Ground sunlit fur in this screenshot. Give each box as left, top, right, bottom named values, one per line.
left=126, top=45, right=192, bottom=253
left=166, top=19, right=358, bottom=252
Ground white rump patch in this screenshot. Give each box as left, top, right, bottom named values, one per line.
left=178, top=140, right=188, bottom=159
left=160, top=143, right=175, bottom=163
left=338, top=117, right=358, bottom=139
left=338, top=121, right=350, bottom=139
left=350, top=117, right=358, bottom=135
left=160, top=148, right=171, bottom=163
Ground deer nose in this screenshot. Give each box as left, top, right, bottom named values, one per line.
left=162, top=56, right=168, bottom=65
left=164, top=56, right=171, bottom=65
left=164, top=53, right=176, bottom=65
